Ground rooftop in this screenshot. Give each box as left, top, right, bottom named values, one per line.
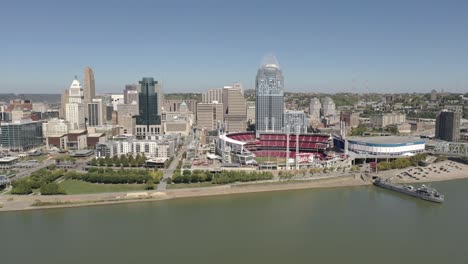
left=88, top=133, right=105, bottom=137
left=348, top=136, right=425, bottom=145
left=0, top=156, right=19, bottom=162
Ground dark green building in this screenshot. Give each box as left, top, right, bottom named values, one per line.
left=135, top=77, right=161, bottom=139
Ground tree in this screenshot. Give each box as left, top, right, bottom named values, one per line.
left=190, top=173, right=200, bottom=183
left=112, top=155, right=120, bottom=165
left=137, top=154, right=146, bottom=167
left=11, top=180, right=33, bottom=195
left=47, top=164, right=56, bottom=170
left=120, top=154, right=128, bottom=164
left=128, top=155, right=135, bottom=164
left=90, top=158, right=98, bottom=166
left=40, top=183, right=66, bottom=195
left=145, top=179, right=154, bottom=190
left=350, top=124, right=367, bottom=136
left=106, top=157, right=114, bottom=167
left=99, top=158, right=106, bottom=167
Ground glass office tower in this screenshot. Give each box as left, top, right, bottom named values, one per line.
left=136, top=77, right=161, bottom=128
left=255, top=55, right=284, bottom=137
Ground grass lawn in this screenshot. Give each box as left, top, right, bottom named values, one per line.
left=59, top=179, right=146, bottom=194
left=167, top=182, right=217, bottom=189
left=255, top=157, right=286, bottom=163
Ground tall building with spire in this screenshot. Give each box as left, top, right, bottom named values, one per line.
left=255, top=55, right=284, bottom=136
left=65, top=78, right=85, bottom=129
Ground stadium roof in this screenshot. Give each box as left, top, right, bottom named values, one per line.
left=348, top=136, right=425, bottom=145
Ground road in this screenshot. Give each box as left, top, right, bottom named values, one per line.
left=12, top=159, right=55, bottom=180
left=157, top=135, right=193, bottom=191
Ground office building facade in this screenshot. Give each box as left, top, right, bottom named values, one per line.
left=83, top=67, right=96, bottom=118
left=223, top=83, right=247, bottom=133
left=202, top=88, right=223, bottom=103
left=284, top=110, right=308, bottom=134
left=135, top=77, right=161, bottom=139
left=309, top=97, right=322, bottom=121
left=435, top=110, right=460, bottom=142
left=196, top=102, right=223, bottom=131
left=0, top=121, right=43, bottom=151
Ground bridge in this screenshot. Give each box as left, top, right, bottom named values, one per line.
left=433, top=141, right=468, bottom=157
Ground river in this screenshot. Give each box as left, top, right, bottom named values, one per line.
left=1, top=179, right=468, bottom=264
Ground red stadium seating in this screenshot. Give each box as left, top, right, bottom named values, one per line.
left=225, top=132, right=330, bottom=158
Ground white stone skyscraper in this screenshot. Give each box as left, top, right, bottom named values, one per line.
left=255, top=54, right=284, bottom=136
left=65, top=78, right=85, bottom=129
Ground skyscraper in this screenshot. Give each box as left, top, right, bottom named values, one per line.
left=223, top=83, right=247, bottom=133
left=321, top=97, right=336, bottom=117
left=155, top=82, right=164, bottom=115
left=135, top=77, right=161, bottom=139
left=124, top=84, right=138, bottom=105
left=309, top=97, right=321, bottom=121
left=435, top=110, right=460, bottom=142
left=65, top=78, right=85, bottom=129
left=196, top=102, right=224, bottom=131
left=255, top=55, right=284, bottom=136
left=60, top=89, right=69, bottom=118
left=87, top=99, right=105, bottom=127
left=83, top=66, right=96, bottom=104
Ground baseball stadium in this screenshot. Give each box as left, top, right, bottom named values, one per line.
left=216, top=131, right=332, bottom=167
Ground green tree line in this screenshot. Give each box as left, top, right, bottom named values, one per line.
left=170, top=170, right=273, bottom=185
left=64, top=168, right=162, bottom=184
left=90, top=154, right=147, bottom=167
left=377, top=153, right=427, bottom=171
left=11, top=169, right=66, bottom=195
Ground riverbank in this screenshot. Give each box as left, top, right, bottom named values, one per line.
left=1, top=160, right=467, bottom=212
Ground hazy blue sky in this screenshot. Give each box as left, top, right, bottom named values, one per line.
left=2, top=0, right=468, bottom=94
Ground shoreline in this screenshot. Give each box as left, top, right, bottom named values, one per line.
left=1, top=160, right=467, bottom=212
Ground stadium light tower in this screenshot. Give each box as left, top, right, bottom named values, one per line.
left=286, top=125, right=290, bottom=170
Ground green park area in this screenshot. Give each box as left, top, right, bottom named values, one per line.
left=9, top=167, right=163, bottom=195
left=59, top=180, right=147, bottom=194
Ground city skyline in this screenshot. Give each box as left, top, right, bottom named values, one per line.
left=2, top=1, right=468, bottom=94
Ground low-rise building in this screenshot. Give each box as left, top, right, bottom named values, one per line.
left=370, top=112, right=406, bottom=128
left=96, top=135, right=177, bottom=159
left=0, top=156, right=19, bottom=170
left=340, top=111, right=360, bottom=128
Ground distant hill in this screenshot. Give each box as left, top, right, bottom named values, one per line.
left=0, top=93, right=61, bottom=104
